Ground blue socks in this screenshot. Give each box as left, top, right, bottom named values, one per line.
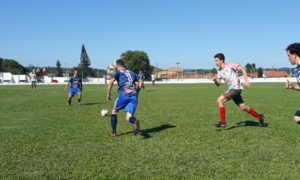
left=111, top=115, right=136, bottom=133
left=129, top=117, right=136, bottom=124
left=111, top=114, right=117, bottom=133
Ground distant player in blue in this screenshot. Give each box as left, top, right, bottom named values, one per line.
left=285, top=43, right=300, bottom=124
left=64, top=68, right=83, bottom=106
left=107, top=59, right=144, bottom=137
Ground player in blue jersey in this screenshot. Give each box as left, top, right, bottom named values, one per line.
left=285, top=43, right=300, bottom=124
left=64, top=68, right=83, bottom=106
left=107, top=59, right=144, bottom=137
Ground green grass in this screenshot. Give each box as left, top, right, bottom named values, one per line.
left=1, top=83, right=300, bottom=179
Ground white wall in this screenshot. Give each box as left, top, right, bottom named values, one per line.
left=0, top=74, right=297, bottom=85
left=1, top=72, right=14, bottom=83
left=152, top=77, right=297, bottom=84
left=42, top=77, right=106, bottom=84
left=12, top=75, right=28, bottom=83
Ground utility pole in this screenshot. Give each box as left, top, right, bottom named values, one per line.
left=64, top=62, right=68, bottom=79
left=176, top=62, right=180, bottom=81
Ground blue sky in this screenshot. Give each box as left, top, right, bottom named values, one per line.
left=0, top=0, right=299, bottom=69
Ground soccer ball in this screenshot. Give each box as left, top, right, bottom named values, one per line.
left=100, top=109, right=109, bottom=117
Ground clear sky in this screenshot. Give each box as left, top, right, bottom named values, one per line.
left=0, top=0, right=299, bottom=69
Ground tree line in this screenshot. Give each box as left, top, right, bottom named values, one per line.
left=1, top=47, right=278, bottom=79
left=0, top=58, right=27, bottom=74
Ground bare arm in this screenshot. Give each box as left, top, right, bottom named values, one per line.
left=213, top=73, right=221, bottom=86
left=107, top=78, right=115, bottom=100
left=137, top=80, right=144, bottom=93
left=64, top=82, right=70, bottom=91
left=213, top=78, right=221, bottom=86
left=240, top=67, right=250, bottom=87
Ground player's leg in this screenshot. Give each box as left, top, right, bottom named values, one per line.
left=110, top=97, right=128, bottom=137
left=216, top=94, right=228, bottom=128
left=76, top=89, right=82, bottom=105
left=294, top=108, right=300, bottom=125
left=67, top=96, right=73, bottom=106
left=110, top=98, right=119, bottom=137
left=77, top=94, right=81, bottom=104
left=111, top=109, right=118, bottom=137
left=294, top=116, right=300, bottom=124
left=233, top=93, right=267, bottom=127
left=33, top=81, right=36, bottom=89
left=31, top=82, right=34, bottom=90
left=67, top=89, right=75, bottom=105
left=125, top=96, right=140, bottom=134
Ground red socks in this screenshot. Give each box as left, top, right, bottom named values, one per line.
left=219, top=107, right=226, bottom=124
left=219, top=107, right=261, bottom=124
left=247, top=107, right=262, bottom=120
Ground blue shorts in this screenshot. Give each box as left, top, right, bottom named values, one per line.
left=115, top=95, right=138, bottom=115
left=69, top=88, right=81, bottom=97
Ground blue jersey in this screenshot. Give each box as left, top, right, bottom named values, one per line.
left=69, top=76, right=82, bottom=89
left=112, top=69, right=140, bottom=96
left=293, top=65, right=300, bottom=86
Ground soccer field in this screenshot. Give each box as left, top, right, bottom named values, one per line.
left=0, top=83, right=300, bottom=179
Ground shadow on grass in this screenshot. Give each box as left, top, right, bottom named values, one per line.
left=118, top=124, right=176, bottom=139
left=216, top=120, right=269, bottom=131
left=143, top=89, right=155, bottom=93
left=82, top=102, right=103, bottom=106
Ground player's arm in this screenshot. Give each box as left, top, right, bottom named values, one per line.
left=240, top=66, right=250, bottom=87
left=64, top=82, right=70, bottom=91
left=137, top=79, right=144, bottom=93
left=107, top=78, right=115, bottom=100
left=213, top=78, right=221, bottom=86
left=213, top=72, right=221, bottom=86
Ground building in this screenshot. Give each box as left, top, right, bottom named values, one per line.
left=263, top=70, right=289, bottom=77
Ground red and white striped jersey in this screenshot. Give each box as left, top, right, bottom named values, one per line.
left=217, top=63, right=243, bottom=90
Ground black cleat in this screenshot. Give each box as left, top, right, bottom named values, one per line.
left=259, top=114, right=268, bottom=127
left=214, top=122, right=226, bottom=128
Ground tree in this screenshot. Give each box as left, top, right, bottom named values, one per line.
left=1, top=59, right=26, bottom=74
left=245, top=63, right=257, bottom=77
left=78, top=44, right=92, bottom=78
left=121, top=50, right=153, bottom=80
left=251, top=63, right=256, bottom=72
left=211, top=68, right=218, bottom=74
left=56, top=59, right=63, bottom=77
left=257, top=67, right=264, bottom=78
left=0, top=58, right=3, bottom=72
left=245, top=63, right=252, bottom=73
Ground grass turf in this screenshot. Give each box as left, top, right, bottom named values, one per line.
left=0, top=83, right=300, bottom=179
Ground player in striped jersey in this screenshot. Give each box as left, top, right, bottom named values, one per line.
left=213, top=53, right=267, bottom=128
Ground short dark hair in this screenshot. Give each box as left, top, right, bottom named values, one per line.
left=73, top=67, right=79, bottom=71
left=214, top=53, right=225, bottom=62
left=286, top=43, right=300, bottom=57
left=116, top=59, right=125, bottom=67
